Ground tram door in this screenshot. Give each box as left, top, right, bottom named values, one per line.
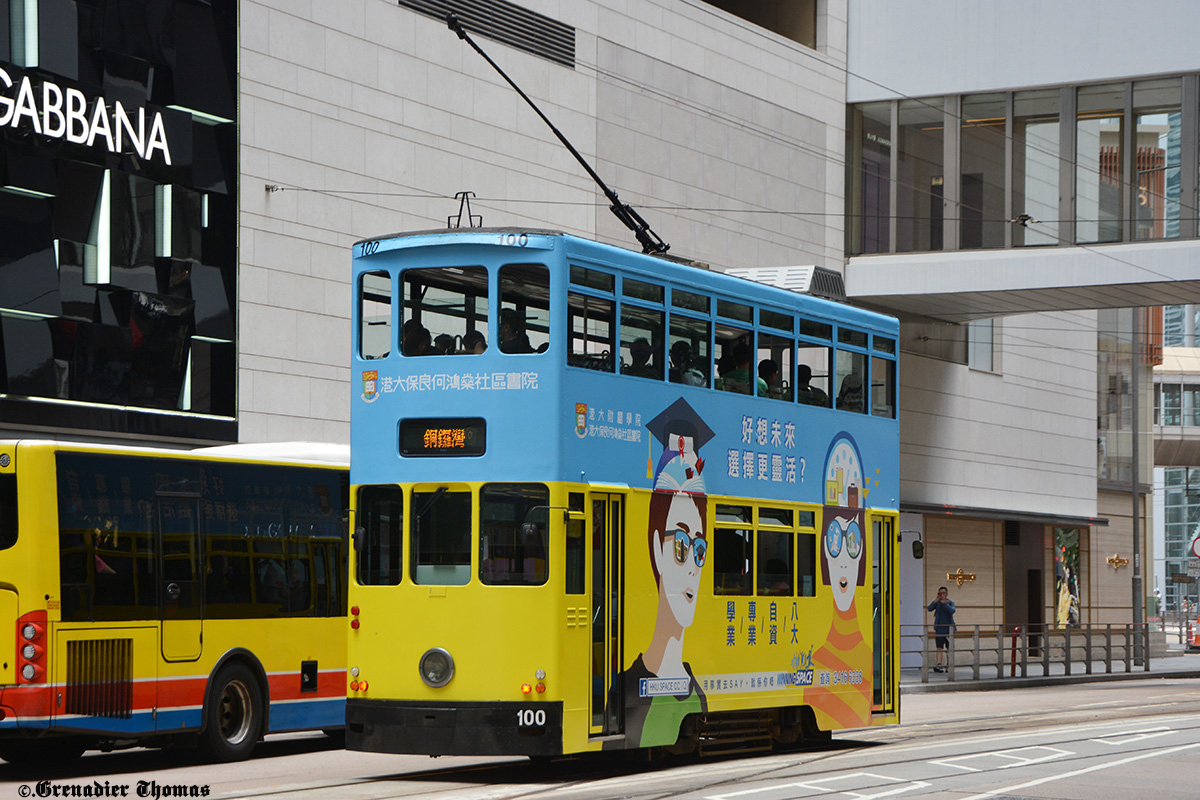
left=870, top=514, right=895, bottom=714
left=157, top=494, right=203, bottom=662
left=589, top=493, right=624, bottom=736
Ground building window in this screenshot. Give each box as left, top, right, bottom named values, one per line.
left=1076, top=84, right=1125, bottom=244
left=897, top=98, right=945, bottom=252
left=960, top=94, right=1007, bottom=249
left=1013, top=89, right=1061, bottom=247
left=1133, top=79, right=1182, bottom=241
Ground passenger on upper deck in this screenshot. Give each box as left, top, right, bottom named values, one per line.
left=836, top=373, right=863, bottom=412
left=758, top=359, right=779, bottom=399
left=796, top=364, right=829, bottom=407
left=499, top=308, right=534, bottom=354
left=719, top=343, right=766, bottom=396
left=402, top=320, right=435, bottom=356
left=625, top=338, right=659, bottom=379
left=669, top=341, right=706, bottom=386
left=461, top=330, right=487, bottom=354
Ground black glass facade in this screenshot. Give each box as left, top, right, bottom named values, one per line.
left=0, top=0, right=236, bottom=440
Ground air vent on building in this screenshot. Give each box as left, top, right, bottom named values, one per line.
left=1005, top=520, right=1020, bottom=546
left=400, top=0, right=575, bottom=68
left=724, top=266, right=847, bottom=303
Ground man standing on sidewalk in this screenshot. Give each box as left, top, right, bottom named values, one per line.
left=928, top=586, right=956, bottom=673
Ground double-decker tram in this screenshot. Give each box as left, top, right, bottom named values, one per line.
left=346, top=229, right=899, bottom=757
left=0, top=441, right=349, bottom=764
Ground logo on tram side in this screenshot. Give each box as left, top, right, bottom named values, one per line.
left=362, top=370, right=379, bottom=403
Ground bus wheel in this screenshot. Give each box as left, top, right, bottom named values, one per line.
left=200, top=663, right=263, bottom=762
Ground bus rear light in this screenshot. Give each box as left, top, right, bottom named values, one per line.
left=521, top=683, right=532, bottom=695
left=350, top=619, right=360, bottom=629
left=21, top=663, right=44, bottom=682
left=535, top=683, right=545, bottom=693
left=21, top=643, right=43, bottom=661
left=349, top=680, right=359, bottom=691
left=358, top=681, right=368, bottom=692
left=21, top=622, right=44, bottom=641
left=351, top=606, right=360, bottom=616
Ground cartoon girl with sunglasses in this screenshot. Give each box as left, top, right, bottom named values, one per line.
left=625, top=401, right=712, bottom=748
left=805, top=432, right=872, bottom=730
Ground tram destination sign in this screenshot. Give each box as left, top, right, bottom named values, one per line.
left=400, top=417, right=486, bottom=457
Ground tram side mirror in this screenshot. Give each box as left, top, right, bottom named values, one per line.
left=912, top=540, right=924, bottom=559
left=352, top=527, right=363, bottom=551
left=520, top=522, right=539, bottom=538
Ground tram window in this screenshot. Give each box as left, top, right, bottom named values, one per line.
left=758, top=332, right=793, bottom=402
left=715, top=325, right=754, bottom=395
left=712, top=527, right=752, bottom=596
left=356, top=485, right=404, bottom=586
left=761, top=309, right=793, bottom=333
left=623, top=277, right=663, bottom=303
left=480, top=483, right=549, bottom=586
left=570, top=265, right=614, bottom=292
left=672, top=288, right=709, bottom=313
left=800, top=318, right=832, bottom=340
left=838, top=327, right=868, bottom=348
left=566, top=515, right=585, bottom=595
left=500, top=264, right=550, bottom=354
left=874, top=335, right=896, bottom=354
left=359, top=271, right=391, bottom=359
left=872, top=356, right=896, bottom=418
left=717, top=299, right=752, bottom=323
left=760, top=507, right=793, bottom=527
left=757, top=529, right=793, bottom=596
left=620, top=306, right=664, bottom=381
left=835, top=350, right=867, bottom=413
left=567, top=292, right=615, bottom=372
left=401, top=267, right=489, bottom=356
left=797, top=532, right=817, bottom=596
left=411, top=489, right=471, bottom=585
left=669, top=315, right=710, bottom=388
left=796, top=344, right=831, bottom=407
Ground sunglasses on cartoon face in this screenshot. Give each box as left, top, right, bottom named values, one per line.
left=669, top=528, right=707, bottom=567
left=825, top=518, right=862, bottom=558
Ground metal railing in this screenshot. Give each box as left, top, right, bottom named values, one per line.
left=900, top=623, right=1152, bottom=683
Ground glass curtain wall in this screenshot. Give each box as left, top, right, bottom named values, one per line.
left=849, top=102, right=893, bottom=255
left=1133, top=79, right=1182, bottom=240
left=960, top=94, right=1007, bottom=249
left=897, top=99, right=944, bottom=252
left=1013, top=89, right=1061, bottom=246
left=1076, top=84, right=1125, bottom=244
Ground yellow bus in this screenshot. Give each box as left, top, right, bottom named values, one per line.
left=0, top=440, right=348, bottom=764
left=346, top=230, right=899, bottom=757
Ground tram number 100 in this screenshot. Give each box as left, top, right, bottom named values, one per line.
left=517, top=708, right=547, bottom=728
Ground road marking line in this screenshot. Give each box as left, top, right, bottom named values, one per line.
left=709, top=772, right=930, bottom=800
left=929, top=745, right=1071, bottom=772
left=957, top=742, right=1200, bottom=800
left=1089, top=726, right=1172, bottom=745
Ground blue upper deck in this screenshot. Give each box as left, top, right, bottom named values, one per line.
left=351, top=229, right=899, bottom=510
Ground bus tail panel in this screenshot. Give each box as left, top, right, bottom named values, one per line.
left=346, top=699, right=563, bottom=757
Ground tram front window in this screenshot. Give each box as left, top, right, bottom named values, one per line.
left=401, top=267, right=489, bottom=356
left=411, top=489, right=471, bottom=585
left=480, top=483, right=549, bottom=585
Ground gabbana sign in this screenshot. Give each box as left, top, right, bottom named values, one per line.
left=0, top=64, right=172, bottom=165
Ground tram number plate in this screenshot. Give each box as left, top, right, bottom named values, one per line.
left=517, top=708, right=547, bottom=729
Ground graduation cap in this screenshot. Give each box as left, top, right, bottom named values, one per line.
left=646, top=398, right=714, bottom=493
left=646, top=397, right=715, bottom=451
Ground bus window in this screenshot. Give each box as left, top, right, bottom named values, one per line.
left=835, top=350, right=866, bottom=413
left=359, top=271, right=392, bottom=359
left=797, top=344, right=831, bottom=407
left=56, top=453, right=158, bottom=622
left=669, top=315, right=709, bottom=388
left=620, top=306, right=664, bottom=381
left=758, top=332, right=793, bottom=402
left=715, top=325, right=755, bottom=395
left=401, top=267, right=489, bottom=356
left=672, top=288, right=709, bottom=314
left=356, top=485, right=404, bottom=586
left=567, top=292, right=615, bottom=372
left=500, top=264, right=550, bottom=354
left=872, top=356, right=896, bottom=418
left=0, top=472, right=16, bottom=550
left=411, top=489, right=471, bottom=585
left=713, top=504, right=752, bottom=596
left=797, top=532, right=817, bottom=596
left=623, top=277, right=663, bottom=303
left=480, top=483, right=549, bottom=585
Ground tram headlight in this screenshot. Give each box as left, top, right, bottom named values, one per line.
left=418, top=647, right=455, bottom=688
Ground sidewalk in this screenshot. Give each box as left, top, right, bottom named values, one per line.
left=900, top=642, right=1200, bottom=693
